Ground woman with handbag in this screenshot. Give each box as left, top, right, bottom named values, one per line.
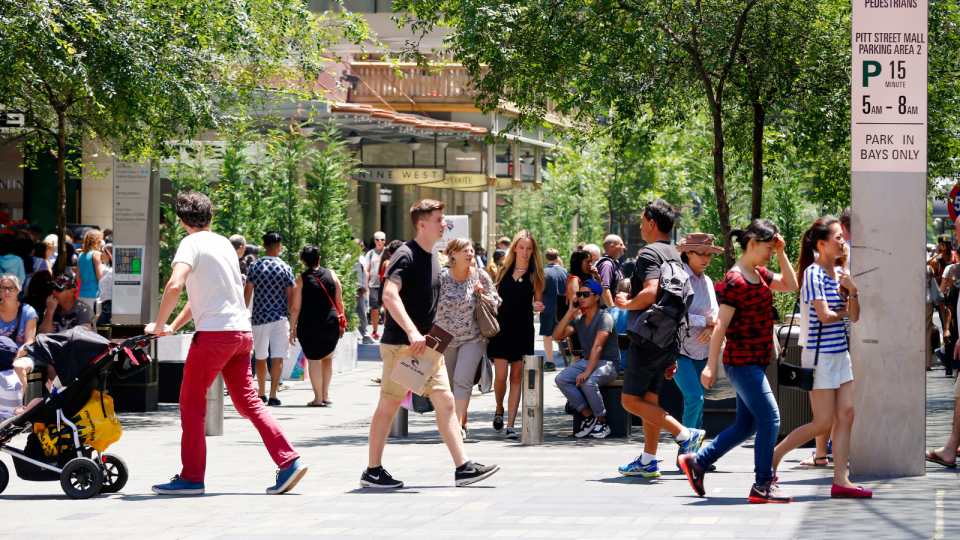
left=436, top=238, right=501, bottom=440
left=770, top=216, right=870, bottom=499
left=289, top=245, right=346, bottom=407
left=679, top=219, right=799, bottom=503
left=486, top=230, right=546, bottom=440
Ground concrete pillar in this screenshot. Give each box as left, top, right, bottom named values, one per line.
left=362, top=181, right=381, bottom=242
left=849, top=173, right=927, bottom=477
left=486, top=141, right=497, bottom=256
left=534, top=146, right=542, bottom=189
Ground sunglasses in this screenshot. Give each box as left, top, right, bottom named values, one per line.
left=690, top=251, right=715, bottom=258
left=375, top=238, right=385, bottom=242
left=575, top=291, right=595, bottom=298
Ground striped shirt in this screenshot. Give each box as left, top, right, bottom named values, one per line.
left=680, top=263, right=719, bottom=360
left=720, top=267, right=776, bottom=366
left=801, top=264, right=848, bottom=353
left=0, top=370, right=22, bottom=421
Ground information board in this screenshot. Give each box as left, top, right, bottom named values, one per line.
left=434, top=215, right=470, bottom=253
left=113, top=161, right=151, bottom=241
left=852, top=0, right=928, bottom=172
left=113, top=245, right=144, bottom=316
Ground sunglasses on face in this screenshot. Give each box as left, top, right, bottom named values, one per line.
left=690, top=251, right=715, bottom=259
left=375, top=238, right=385, bottom=242
left=575, top=291, right=595, bottom=298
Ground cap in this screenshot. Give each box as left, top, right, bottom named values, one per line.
left=582, top=279, right=603, bottom=297
left=52, top=274, right=78, bottom=292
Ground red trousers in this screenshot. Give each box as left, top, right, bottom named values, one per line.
left=179, top=331, right=298, bottom=482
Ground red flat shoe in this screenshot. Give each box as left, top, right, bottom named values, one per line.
left=831, top=484, right=873, bottom=498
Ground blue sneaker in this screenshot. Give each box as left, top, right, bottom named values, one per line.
left=152, top=475, right=204, bottom=495
left=266, top=458, right=308, bottom=495
left=677, top=428, right=705, bottom=455
left=618, top=456, right=661, bottom=477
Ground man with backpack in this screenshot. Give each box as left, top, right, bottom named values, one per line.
left=614, top=199, right=704, bottom=478
left=596, top=234, right=624, bottom=309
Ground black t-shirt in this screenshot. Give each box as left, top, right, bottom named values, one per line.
left=629, top=241, right=680, bottom=318
left=380, top=240, right=441, bottom=345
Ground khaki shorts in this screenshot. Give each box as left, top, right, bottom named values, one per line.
left=379, top=343, right=450, bottom=400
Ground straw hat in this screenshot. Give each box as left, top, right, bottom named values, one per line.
left=676, top=233, right=724, bottom=254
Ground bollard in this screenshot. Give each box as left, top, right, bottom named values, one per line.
left=389, top=407, right=408, bottom=438
left=521, top=355, right=544, bottom=446
left=205, top=374, right=224, bottom=436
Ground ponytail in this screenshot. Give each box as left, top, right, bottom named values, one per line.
left=729, top=218, right=779, bottom=251
left=797, top=216, right=840, bottom=289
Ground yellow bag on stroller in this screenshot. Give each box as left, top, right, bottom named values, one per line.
left=35, top=390, right=123, bottom=456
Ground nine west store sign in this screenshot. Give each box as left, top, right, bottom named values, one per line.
left=353, top=168, right=444, bottom=185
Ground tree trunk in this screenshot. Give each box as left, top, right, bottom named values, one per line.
left=750, top=101, right=765, bottom=220
left=710, top=104, right=735, bottom=270
left=55, top=112, right=67, bottom=275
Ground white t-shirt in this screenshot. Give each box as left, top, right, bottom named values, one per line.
left=99, top=266, right=113, bottom=302
left=172, top=231, right=251, bottom=332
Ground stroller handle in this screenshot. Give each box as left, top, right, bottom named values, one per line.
left=115, top=334, right=162, bottom=351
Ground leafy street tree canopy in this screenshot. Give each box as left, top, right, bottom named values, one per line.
left=0, top=0, right=378, bottom=272
left=396, top=0, right=960, bottom=268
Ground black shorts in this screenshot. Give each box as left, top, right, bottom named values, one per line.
left=369, top=285, right=382, bottom=310
left=623, top=339, right=679, bottom=397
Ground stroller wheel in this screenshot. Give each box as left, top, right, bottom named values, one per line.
left=60, top=457, right=103, bottom=499
left=98, top=454, right=128, bottom=494
left=0, top=459, right=8, bottom=494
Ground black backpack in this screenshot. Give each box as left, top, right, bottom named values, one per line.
left=626, top=248, right=695, bottom=349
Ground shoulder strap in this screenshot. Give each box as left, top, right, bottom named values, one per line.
left=311, top=269, right=343, bottom=318
left=13, top=302, right=22, bottom=345
left=813, top=320, right=823, bottom=367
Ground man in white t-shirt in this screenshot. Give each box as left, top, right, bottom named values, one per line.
left=147, top=192, right=306, bottom=496
left=366, top=232, right=386, bottom=339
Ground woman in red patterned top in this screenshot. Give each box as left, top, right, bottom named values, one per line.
left=679, top=219, right=798, bottom=504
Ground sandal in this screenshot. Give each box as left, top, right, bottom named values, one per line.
left=371, top=378, right=381, bottom=384
left=307, top=401, right=327, bottom=407
left=925, top=449, right=957, bottom=468
left=800, top=454, right=830, bottom=467
left=322, top=399, right=333, bottom=406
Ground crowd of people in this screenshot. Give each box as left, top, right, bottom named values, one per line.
left=0, top=189, right=907, bottom=502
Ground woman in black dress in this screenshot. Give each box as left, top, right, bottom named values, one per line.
left=486, top=230, right=546, bottom=439
left=289, top=246, right=344, bottom=407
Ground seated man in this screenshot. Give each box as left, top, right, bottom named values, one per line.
left=38, top=275, right=93, bottom=335
left=553, top=279, right=622, bottom=439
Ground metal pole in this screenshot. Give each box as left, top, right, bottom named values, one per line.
left=205, top=374, right=224, bottom=436
left=521, top=355, right=544, bottom=446
left=389, top=407, right=408, bottom=438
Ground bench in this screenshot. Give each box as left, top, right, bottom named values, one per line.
left=566, top=334, right=633, bottom=438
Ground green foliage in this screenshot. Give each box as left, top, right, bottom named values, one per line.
left=303, top=124, right=363, bottom=331
left=264, top=129, right=316, bottom=269
left=159, top=147, right=214, bottom=286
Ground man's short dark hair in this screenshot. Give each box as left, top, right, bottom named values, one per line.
left=643, top=199, right=676, bottom=234
left=300, top=245, right=320, bottom=267
left=840, top=206, right=851, bottom=232
left=176, top=191, right=212, bottom=229
left=262, top=231, right=282, bottom=247
left=545, top=248, right=559, bottom=261
left=410, top=199, right=445, bottom=229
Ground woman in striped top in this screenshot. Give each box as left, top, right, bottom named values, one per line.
left=679, top=219, right=798, bottom=504
left=772, top=216, right=870, bottom=499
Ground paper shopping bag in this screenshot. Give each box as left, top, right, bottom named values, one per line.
left=389, top=325, right=452, bottom=395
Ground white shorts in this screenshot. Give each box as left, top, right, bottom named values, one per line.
left=801, top=348, right=853, bottom=390
left=252, top=319, right=290, bottom=361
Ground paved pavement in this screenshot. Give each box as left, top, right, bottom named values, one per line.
left=1, top=346, right=957, bottom=539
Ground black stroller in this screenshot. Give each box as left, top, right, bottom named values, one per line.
left=0, top=328, right=157, bottom=498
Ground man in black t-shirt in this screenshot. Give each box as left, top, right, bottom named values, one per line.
left=614, top=200, right=703, bottom=478
left=361, top=199, right=499, bottom=490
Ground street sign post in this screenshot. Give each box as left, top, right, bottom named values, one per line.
left=850, top=0, right=928, bottom=477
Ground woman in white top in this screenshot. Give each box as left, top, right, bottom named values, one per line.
left=772, top=216, right=869, bottom=499
left=436, top=238, right=501, bottom=440
left=674, top=234, right=722, bottom=433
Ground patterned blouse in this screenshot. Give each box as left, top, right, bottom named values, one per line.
left=437, top=267, right=502, bottom=348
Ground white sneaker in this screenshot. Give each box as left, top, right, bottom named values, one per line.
left=588, top=421, right=611, bottom=439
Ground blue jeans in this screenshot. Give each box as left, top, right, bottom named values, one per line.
left=695, top=363, right=780, bottom=485
left=674, top=355, right=706, bottom=429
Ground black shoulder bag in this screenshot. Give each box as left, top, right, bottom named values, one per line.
left=777, top=291, right=820, bottom=392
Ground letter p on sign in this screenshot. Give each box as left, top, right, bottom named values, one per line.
left=863, top=61, right=882, bottom=87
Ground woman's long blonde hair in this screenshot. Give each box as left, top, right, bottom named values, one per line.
left=81, top=229, right=102, bottom=254
left=496, top=230, right=545, bottom=293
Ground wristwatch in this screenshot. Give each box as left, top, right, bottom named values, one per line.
left=850, top=293, right=859, bottom=299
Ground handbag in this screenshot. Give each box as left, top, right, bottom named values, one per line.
left=400, top=391, right=435, bottom=414
left=474, top=273, right=500, bottom=337
left=313, top=269, right=347, bottom=329
left=777, top=291, right=821, bottom=392
left=928, top=274, right=945, bottom=306
left=389, top=325, right=453, bottom=395
left=474, top=353, right=494, bottom=394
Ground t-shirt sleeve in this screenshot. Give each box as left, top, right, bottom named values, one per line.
left=76, top=302, right=93, bottom=326
left=284, top=265, right=295, bottom=288
left=383, top=249, right=412, bottom=287
left=569, top=314, right=582, bottom=332
left=599, top=261, right=616, bottom=289
left=23, top=304, right=38, bottom=323
left=802, top=267, right=827, bottom=303
left=759, top=266, right=775, bottom=286
left=598, top=311, right=615, bottom=334
left=719, top=275, right=743, bottom=308
left=635, top=247, right=664, bottom=285
left=172, top=237, right=199, bottom=270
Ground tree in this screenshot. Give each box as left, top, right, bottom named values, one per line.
left=0, top=0, right=376, bottom=272
left=265, top=128, right=315, bottom=268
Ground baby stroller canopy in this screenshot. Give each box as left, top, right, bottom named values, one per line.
left=24, top=328, right=111, bottom=386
